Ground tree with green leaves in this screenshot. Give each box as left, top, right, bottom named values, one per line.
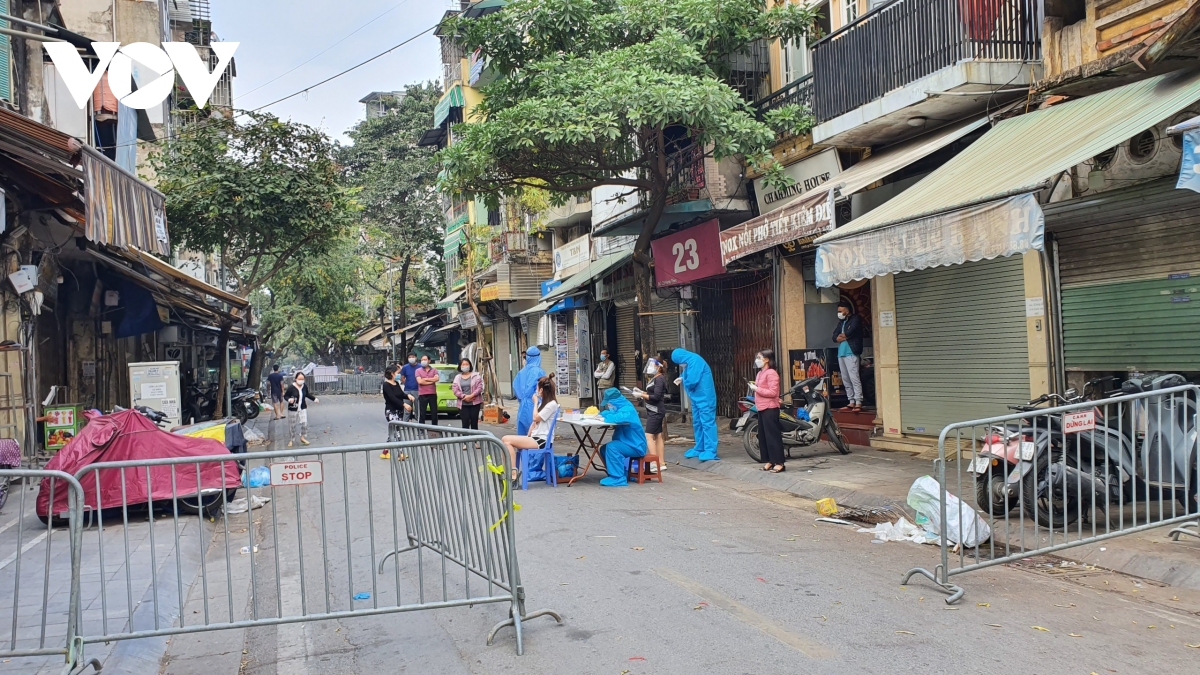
left=340, top=83, right=444, bottom=357
left=150, top=112, right=359, bottom=414
left=439, top=0, right=822, bottom=368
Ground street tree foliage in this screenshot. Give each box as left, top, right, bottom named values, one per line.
left=254, top=240, right=368, bottom=363
left=438, top=0, right=822, bottom=363
left=150, top=112, right=358, bottom=412
left=340, top=83, right=444, bottom=350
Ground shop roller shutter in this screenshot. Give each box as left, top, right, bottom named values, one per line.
left=652, top=297, right=681, bottom=354
left=1046, top=179, right=1200, bottom=372
left=895, top=256, right=1030, bottom=436
left=615, top=304, right=637, bottom=389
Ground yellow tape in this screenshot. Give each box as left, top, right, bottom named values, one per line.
left=484, top=456, right=520, bottom=531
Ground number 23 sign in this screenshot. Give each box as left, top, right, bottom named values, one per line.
left=650, top=219, right=726, bottom=287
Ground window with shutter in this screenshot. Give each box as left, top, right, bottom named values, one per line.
left=0, top=0, right=11, bottom=102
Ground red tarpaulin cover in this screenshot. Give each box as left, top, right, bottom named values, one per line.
left=38, top=410, right=241, bottom=517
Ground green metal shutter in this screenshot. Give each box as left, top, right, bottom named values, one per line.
left=615, top=304, right=637, bottom=389
left=0, top=0, right=10, bottom=102
left=1046, top=179, right=1200, bottom=372
left=895, top=256, right=1030, bottom=435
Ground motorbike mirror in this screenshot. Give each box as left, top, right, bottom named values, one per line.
left=1064, top=388, right=1077, bottom=399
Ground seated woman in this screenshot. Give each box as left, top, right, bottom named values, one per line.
left=500, top=374, right=560, bottom=480
left=598, top=387, right=647, bottom=487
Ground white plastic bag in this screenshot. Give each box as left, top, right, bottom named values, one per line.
left=907, top=475, right=992, bottom=547
left=856, top=517, right=936, bottom=544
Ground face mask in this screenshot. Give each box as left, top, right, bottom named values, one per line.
left=644, top=363, right=657, bottom=375
left=837, top=312, right=847, bottom=320
left=408, top=357, right=416, bottom=364
left=421, top=361, right=430, bottom=368
left=755, top=358, right=764, bottom=369
left=460, top=365, right=471, bottom=373
left=296, top=380, right=305, bottom=387
left=600, top=354, right=607, bottom=361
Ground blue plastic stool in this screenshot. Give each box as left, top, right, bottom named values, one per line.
left=518, top=448, right=557, bottom=490
left=517, top=416, right=559, bottom=490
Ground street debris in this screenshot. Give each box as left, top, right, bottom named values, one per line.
left=977, top=603, right=990, bottom=607
left=631, top=547, right=644, bottom=551
left=815, top=498, right=838, bottom=516
left=224, top=495, right=271, bottom=515
left=353, top=592, right=371, bottom=601
left=894, top=630, right=915, bottom=635
left=857, top=517, right=936, bottom=545
left=239, top=545, right=259, bottom=555
left=1031, top=626, right=1050, bottom=632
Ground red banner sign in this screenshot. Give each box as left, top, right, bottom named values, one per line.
left=720, top=188, right=835, bottom=265
left=651, top=219, right=725, bottom=287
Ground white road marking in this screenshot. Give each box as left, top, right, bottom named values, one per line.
left=0, top=530, right=50, bottom=571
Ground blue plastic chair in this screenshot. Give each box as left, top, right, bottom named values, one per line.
left=518, top=415, right=558, bottom=490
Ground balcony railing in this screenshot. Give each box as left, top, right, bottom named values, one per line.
left=664, top=143, right=706, bottom=206
left=753, top=73, right=813, bottom=119
left=811, top=0, right=1039, bottom=124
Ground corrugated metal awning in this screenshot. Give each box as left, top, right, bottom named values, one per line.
left=830, top=116, right=989, bottom=199
left=434, top=85, right=465, bottom=127
left=353, top=325, right=384, bottom=347
left=818, top=69, right=1200, bottom=247
left=82, top=147, right=170, bottom=256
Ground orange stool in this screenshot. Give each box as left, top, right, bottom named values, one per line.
left=628, top=453, right=663, bottom=484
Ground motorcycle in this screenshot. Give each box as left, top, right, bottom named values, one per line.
left=232, top=386, right=262, bottom=424
left=735, top=376, right=851, bottom=461
left=185, top=381, right=219, bottom=424
left=971, top=374, right=1199, bottom=526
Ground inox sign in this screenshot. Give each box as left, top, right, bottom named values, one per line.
left=44, top=41, right=239, bottom=110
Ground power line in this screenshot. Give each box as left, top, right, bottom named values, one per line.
left=252, top=24, right=438, bottom=112
left=238, top=0, right=419, bottom=102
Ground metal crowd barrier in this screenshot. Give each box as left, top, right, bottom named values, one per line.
left=904, top=384, right=1200, bottom=604
left=11, top=422, right=558, bottom=673
left=0, top=469, right=98, bottom=675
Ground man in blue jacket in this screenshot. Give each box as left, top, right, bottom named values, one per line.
left=598, top=388, right=647, bottom=487
left=671, top=348, right=719, bottom=461
left=513, top=346, right=545, bottom=436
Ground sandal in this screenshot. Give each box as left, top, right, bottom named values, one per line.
left=769, top=465, right=786, bottom=474
left=762, top=463, right=775, bottom=471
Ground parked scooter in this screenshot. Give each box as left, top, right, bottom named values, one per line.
left=736, top=376, right=851, bottom=461
left=0, top=438, right=21, bottom=510
left=970, top=374, right=1198, bottom=526
left=232, top=387, right=262, bottom=424
left=185, top=381, right=219, bottom=423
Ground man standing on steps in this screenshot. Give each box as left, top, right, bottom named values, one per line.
left=833, top=300, right=864, bottom=413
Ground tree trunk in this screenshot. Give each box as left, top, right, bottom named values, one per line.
left=632, top=187, right=668, bottom=383
left=213, top=321, right=232, bottom=418
left=246, top=336, right=265, bottom=393
left=397, top=255, right=411, bottom=359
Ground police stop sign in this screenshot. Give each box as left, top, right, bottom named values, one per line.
left=270, top=461, right=323, bottom=486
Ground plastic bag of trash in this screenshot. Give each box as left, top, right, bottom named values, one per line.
left=243, top=465, right=271, bottom=488
left=907, top=475, right=991, bottom=547
left=243, top=426, right=266, bottom=446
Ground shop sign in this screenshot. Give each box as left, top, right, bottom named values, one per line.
left=479, top=284, right=501, bottom=302
left=720, top=189, right=834, bottom=266
left=651, top=219, right=725, bottom=287
left=554, top=234, right=591, bottom=275
left=752, top=148, right=841, bottom=215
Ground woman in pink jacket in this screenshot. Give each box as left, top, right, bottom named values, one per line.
left=452, top=358, right=484, bottom=430
left=748, top=349, right=785, bottom=473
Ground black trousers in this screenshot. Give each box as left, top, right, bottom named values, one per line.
left=460, top=404, right=481, bottom=430
left=758, top=407, right=786, bottom=466
left=418, top=394, right=439, bottom=425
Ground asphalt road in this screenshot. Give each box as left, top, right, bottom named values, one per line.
left=159, top=395, right=1200, bottom=675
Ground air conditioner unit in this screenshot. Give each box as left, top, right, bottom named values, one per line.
left=159, top=325, right=181, bottom=344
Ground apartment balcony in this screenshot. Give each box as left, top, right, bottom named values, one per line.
left=754, top=74, right=814, bottom=124
left=591, top=144, right=751, bottom=238
left=810, top=0, right=1040, bottom=147
left=544, top=193, right=591, bottom=229
left=489, top=230, right=552, bottom=265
